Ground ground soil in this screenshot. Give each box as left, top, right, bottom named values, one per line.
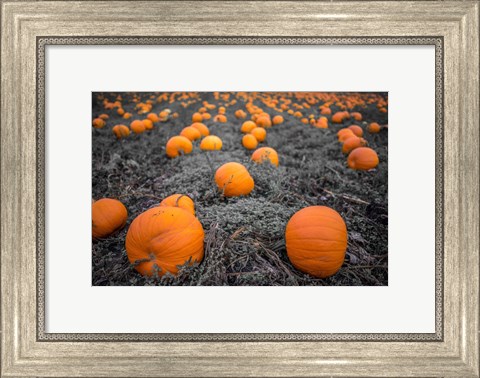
left=92, top=92, right=388, bottom=286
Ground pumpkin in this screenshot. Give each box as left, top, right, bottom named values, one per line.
left=285, top=206, right=347, bottom=278
left=142, top=119, right=154, bottom=130
left=192, top=112, right=203, bottom=122
left=202, top=113, right=212, bottom=120
left=147, top=113, right=160, bottom=123
left=117, top=108, right=125, bottom=116
left=320, top=107, right=332, bottom=115
left=255, top=116, right=272, bottom=128
left=235, top=109, right=247, bottom=119
left=337, top=128, right=355, bottom=142
left=367, top=122, right=381, bottom=133
left=250, top=127, right=267, bottom=142
left=218, top=106, right=226, bottom=114
left=332, top=111, right=347, bottom=123
left=160, top=194, right=195, bottom=215
left=251, top=147, right=279, bottom=167
left=125, top=206, right=204, bottom=277
left=347, top=147, right=379, bottom=170
left=191, top=122, right=210, bottom=136
left=348, top=125, right=363, bottom=137
left=272, top=115, right=284, bottom=125
left=351, top=112, right=362, bottom=121
left=241, top=120, right=257, bottom=133
left=92, top=118, right=106, bottom=129
left=242, top=134, right=258, bottom=150
left=123, top=112, right=132, bottom=119
left=112, top=124, right=130, bottom=139
left=213, top=114, right=227, bottom=123
left=315, top=117, right=328, bottom=129
left=180, top=126, right=201, bottom=141
left=165, top=136, right=193, bottom=158
left=214, top=162, right=254, bottom=197
left=342, top=136, right=367, bottom=154
left=130, top=120, right=146, bottom=134
left=98, top=113, right=109, bottom=120
left=92, top=198, right=128, bottom=239
left=200, top=135, right=223, bottom=151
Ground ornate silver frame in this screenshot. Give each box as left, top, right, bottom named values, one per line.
left=2, top=1, right=478, bottom=376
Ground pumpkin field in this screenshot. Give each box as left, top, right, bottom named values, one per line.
left=92, top=92, right=388, bottom=286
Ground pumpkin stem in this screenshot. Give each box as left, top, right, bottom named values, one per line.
left=174, top=194, right=187, bottom=207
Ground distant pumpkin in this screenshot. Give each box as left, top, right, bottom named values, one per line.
left=92, top=198, right=128, bottom=239
left=255, top=116, right=272, bottom=128
left=215, top=162, right=254, bottom=197
left=200, top=135, right=223, bottom=151
left=347, top=147, right=379, bottom=170
left=98, top=113, right=109, bottom=120
left=92, top=118, right=106, bottom=129
left=272, top=115, right=284, bottom=125
left=348, top=125, right=363, bottom=137
left=125, top=206, right=204, bottom=277
left=241, top=121, right=257, bottom=133
left=351, top=112, right=363, bottom=121
left=165, top=136, right=193, bottom=158
left=192, top=112, right=203, bottom=122
left=285, top=206, right=347, bottom=278
left=180, top=126, right=201, bottom=141
left=112, top=124, right=130, bottom=139
left=142, top=119, right=154, bottom=130
left=242, top=134, right=258, bottom=150
left=251, top=147, right=279, bottom=167
left=235, top=109, right=247, bottom=119
left=367, top=122, right=381, bottom=133
left=130, top=120, right=146, bottom=134
left=147, top=113, right=160, bottom=123
left=213, top=114, right=227, bottom=123
left=160, top=194, right=195, bottom=215
left=337, top=128, right=355, bottom=143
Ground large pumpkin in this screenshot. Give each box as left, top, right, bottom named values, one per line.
left=285, top=206, right=347, bottom=278
left=160, top=194, right=195, bottom=215
left=215, top=162, right=254, bottom=197
left=251, top=147, right=279, bottom=167
left=125, top=206, right=204, bottom=277
left=92, top=198, right=128, bottom=239
left=165, top=136, right=193, bottom=158
left=130, top=120, right=146, bottom=134
left=347, top=147, right=379, bottom=170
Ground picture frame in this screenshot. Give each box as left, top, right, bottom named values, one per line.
left=1, top=1, right=478, bottom=376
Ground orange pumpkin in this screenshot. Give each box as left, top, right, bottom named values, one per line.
left=213, top=114, right=227, bottom=123
left=98, top=113, right=109, bottom=120
left=112, top=124, right=130, bottom=139
left=351, top=112, right=362, bottom=121
left=180, top=126, right=201, bottom=141
left=200, top=135, right=223, bottom=151
left=165, top=136, right=193, bottom=158
left=332, top=111, right=347, bottom=123
left=191, top=122, right=210, bottom=137
left=130, top=120, right=146, bottom=134
left=235, top=109, right=247, bottom=119
left=315, top=117, right=328, bottom=129
left=142, top=119, right=154, bottom=130
left=202, top=113, right=212, bottom=120
left=347, top=147, right=379, bottom=170
left=337, top=128, right=355, bottom=142
left=250, top=127, right=267, bottom=142
left=242, top=134, right=258, bottom=150
left=241, top=121, right=257, bottom=133
left=285, top=206, right=347, bottom=278
left=92, top=118, right=106, bottom=129
left=342, top=136, right=367, bottom=154
left=367, top=122, right=381, bottom=133
left=92, top=198, right=128, bottom=239
left=348, top=125, right=363, bottom=137
left=160, top=194, right=195, bottom=215
left=123, top=112, right=132, bottom=119
left=251, top=147, right=279, bottom=167
left=147, top=113, right=160, bottom=123
left=125, top=206, right=204, bottom=277
left=117, top=108, right=125, bottom=116
left=192, top=112, right=203, bottom=122
left=215, top=162, right=254, bottom=197
left=272, top=115, right=284, bottom=125
left=320, top=107, right=332, bottom=115
left=255, top=116, right=272, bottom=128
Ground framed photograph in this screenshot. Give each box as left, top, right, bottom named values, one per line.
left=1, top=1, right=478, bottom=377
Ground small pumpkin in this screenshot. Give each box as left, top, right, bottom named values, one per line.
left=337, top=128, right=355, bottom=142
left=92, top=198, right=128, bottom=239
left=192, top=112, right=203, bottom=122
left=367, top=122, right=381, bottom=133
left=180, top=126, right=201, bottom=141
left=272, top=115, right=284, bottom=125
left=117, top=108, right=125, bottom=116
left=147, top=113, right=160, bottom=123
left=215, top=162, right=254, bottom=197
left=200, top=135, right=223, bottom=151
left=241, top=121, right=257, bottom=133
left=191, top=122, right=210, bottom=137
left=125, top=206, right=204, bottom=277
left=255, top=116, right=272, bottom=128
left=130, top=120, right=146, bottom=134
left=213, top=114, right=227, bottom=123
left=285, top=206, right=347, bottom=278
left=142, top=119, right=154, bottom=130
left=347, top=147, right=379, bottom=170
left=348, top=125, right=363, bottom=137
left=123, top=112, right=132, bottom=119
left=251, top=147, right=279, bottom=167
left=98, top=113, right=109, bottom=120
left=351, top=112, right=362, bottom=121
left=342, top=136, right=367, bottom=154
left=235, top=109, right=247, bottom=119
left=92, top=118, right=106, bottom=129
left=160, top=194, right=195, bottom=215
left=165, top=136, right=193, bottom=158
left=250, top=127, right=267, bottom=142
left=112, top=124, right=130, bottom=139
left=242, top=134, right=258, bottom=150
left=315, top=117, right=328, bottom=129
